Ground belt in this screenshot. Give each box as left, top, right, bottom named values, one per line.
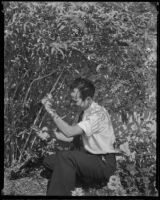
left=85, top=151, right=115, bottom=156
left=99, top=153, right=116, bottom=156
left=83, top=150, right=115, bottom=163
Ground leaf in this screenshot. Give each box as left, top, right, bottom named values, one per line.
left=59, top=25, right=65, bottom=31
left=143, top=177, right=150, bottom=184
left=62, top=43, right=68, bottom=50
left=23, top=22, right=28, bottom=33
left=126, top=164, right=137, bottom=176
left=111, top=82, right=123, bottom=93
left=119, top=142, right=131, bottom=156
left=71, top=16, right=87, bottom=33
left=127, top=122, right=135, bottom=130
left=51, top=47, right=55, bottom=54
left=11, top=13, right=17, bottom=24
left=96, top=64, right=102, bottom=72
left=75, top=69, right=80, bottom=74
left=143, top=110, right=149, bottom=120
left=121, top=110, right=128, bottom=124
left=42, top=43, right=46, bottom=50
left=56, top=47, right=65, bottom=58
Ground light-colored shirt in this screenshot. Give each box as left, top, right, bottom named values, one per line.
left=78, top=101, right=116, bottom=154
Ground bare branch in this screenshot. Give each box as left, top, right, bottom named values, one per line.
left=19, top=67, right=66, bottom=163
left=23, top=69, right=57, bottom=108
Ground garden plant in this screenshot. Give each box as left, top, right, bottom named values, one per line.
left=4, top=2, right=157, bottom=196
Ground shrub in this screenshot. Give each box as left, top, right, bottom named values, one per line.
left=4, top=2, right=157, bottom=196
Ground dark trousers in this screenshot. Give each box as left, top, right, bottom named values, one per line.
left=43, top=150, right=116, bottom=196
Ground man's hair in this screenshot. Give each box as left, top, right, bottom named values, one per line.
left=70, top=78, right=95, bottom=101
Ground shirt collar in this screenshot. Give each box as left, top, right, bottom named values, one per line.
left=84, top=101, right=96, bottom=114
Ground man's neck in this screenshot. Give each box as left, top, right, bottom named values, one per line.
left=83, top=100, right=93, bottom=111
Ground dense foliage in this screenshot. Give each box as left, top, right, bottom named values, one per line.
left=4, top=2, right=157, bottom=196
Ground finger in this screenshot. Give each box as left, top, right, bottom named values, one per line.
left=45, top=105, right=53, bottom=112
left=47, top=93, right=52, bottom=99
left=44, top=102, right=52, bottom=109
left=45, top=100, right=52, bottom=105
left=41, top=97, right=48, bottom=105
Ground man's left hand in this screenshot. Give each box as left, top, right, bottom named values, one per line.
left=42, top=97, right=56, bottom=117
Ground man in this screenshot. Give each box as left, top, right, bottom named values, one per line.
left=42, top=78, right=116, bottom=196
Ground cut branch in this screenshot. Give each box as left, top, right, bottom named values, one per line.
left=30, top=73, right=66, bottom=149
left=18, top=67, right=66, bottom=163
left=23, top=69, right=57, bottom=108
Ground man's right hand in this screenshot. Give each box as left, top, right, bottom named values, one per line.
left=41, top=94, right=53, bottom=105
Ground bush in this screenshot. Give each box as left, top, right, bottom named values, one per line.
left=4, top=2, right=157, bottom=196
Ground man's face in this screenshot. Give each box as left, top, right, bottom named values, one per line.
left=70, top=88, right=91, bottom=110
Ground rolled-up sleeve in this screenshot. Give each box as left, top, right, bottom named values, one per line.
left=78, top=113, right=102, bottom=137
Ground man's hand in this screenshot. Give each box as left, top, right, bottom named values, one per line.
left=41, top=95, right=56, bottom=117
left=41, top=94, right=52, bottom=104
left=31, top=126, right=50, bottom=141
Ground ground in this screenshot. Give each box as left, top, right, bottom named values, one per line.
left=3, top=169, right=47, bottom=196
left=3, top=168, right=105, bottom=196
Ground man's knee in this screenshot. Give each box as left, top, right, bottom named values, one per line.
left=56, top=151, right=76, bottom=165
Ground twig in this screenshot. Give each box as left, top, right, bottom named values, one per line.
left=49, top=67, right=65, bottom=94
left=30, top=136, right=37, bottom=150
left=18, top=107, right=43, bottom=163
left=39, top=74, right=66, bottom=126
left=23, top=69, right=57, bottom=108
left=13, top=70, right=28, bottom=100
